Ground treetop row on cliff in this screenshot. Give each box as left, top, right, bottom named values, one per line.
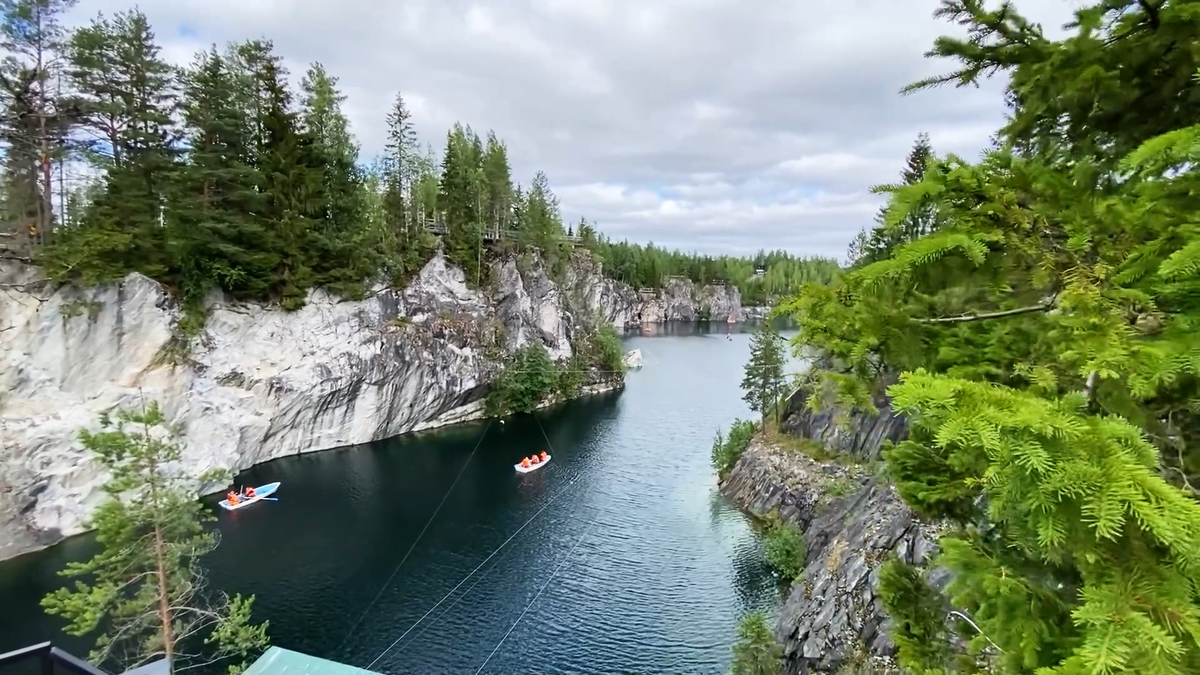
left=0, top=1, right=839, bottom=314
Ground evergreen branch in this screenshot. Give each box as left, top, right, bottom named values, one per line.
left=915, top=295, right=1057, bottom=324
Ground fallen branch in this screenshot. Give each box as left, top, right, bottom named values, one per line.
left=916, top=296, right=1057, bottom=324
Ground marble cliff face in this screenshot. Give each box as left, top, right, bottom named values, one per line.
left=0, top=251, right=748, bottom=561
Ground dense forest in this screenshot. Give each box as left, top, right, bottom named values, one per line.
left=0, top=0, right=837, bottom=316
left=778, top=0, right=1200, bottom=673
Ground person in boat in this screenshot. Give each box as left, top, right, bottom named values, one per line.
left=530, top=455, right=540, bottom=464
left=243, top=486, right=256, bottom=499
left=539, top=451, right=548, bottom=461
left=520, top=457, right=531, bottom=468
left=227, top=490, right=240, bottom=505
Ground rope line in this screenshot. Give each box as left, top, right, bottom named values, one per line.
left=389, top=527, right=519, bottom=657
left=364, top=466, right=586, bottom=671
left=473, top=511, right=601, bottom=675
left=390, top=413, right=568, bottom=655
left=335, top=418, right=493, bottom=656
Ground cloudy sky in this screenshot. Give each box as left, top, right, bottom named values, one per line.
left=67, top=0, right=1081, bottom=260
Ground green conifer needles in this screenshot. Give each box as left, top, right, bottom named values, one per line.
left=41, top=402, right=268, bottom=674
left=779, top=4, right=1200, bottom=671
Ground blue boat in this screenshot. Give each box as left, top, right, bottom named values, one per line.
left=218, top=482, right=280, bottom=511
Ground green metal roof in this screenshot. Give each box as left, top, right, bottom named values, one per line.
left=243, top=647, right=384, bottom=675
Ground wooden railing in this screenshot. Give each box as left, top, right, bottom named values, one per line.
left=419, top=218, right=580, bottom=244
left=0, top=643, right=114, bottom=675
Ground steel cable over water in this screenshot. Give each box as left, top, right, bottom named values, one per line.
left=472, top=510, right=602, bottom=675
left=364, top=416, right=584, bottom=672
left=334, top=418, right=493, bottom=656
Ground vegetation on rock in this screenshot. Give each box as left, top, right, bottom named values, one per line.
left=42, top=401, right=268, bottom=675
left=711, top=419, right=757, bottom=480
left=485, top=325, right=625, bottom=418
left=761, top=515, right=807, bottom=583
left=730, top=611, right=784, bottom=675
left=776, top=0, right=1200, bottom=672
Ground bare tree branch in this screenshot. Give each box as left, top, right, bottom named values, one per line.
left=916, top=295, right=1057, bottom=324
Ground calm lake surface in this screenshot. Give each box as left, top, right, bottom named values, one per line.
left=0, top=323, right=782, bottom=674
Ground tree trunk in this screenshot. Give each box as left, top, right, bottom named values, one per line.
left=152, top=523, right=176, bottom=670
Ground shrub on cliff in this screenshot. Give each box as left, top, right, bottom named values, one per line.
left=776, top=1, right=1200, bottom=671
left=42, top=401, right=268, bottom=673
left=711, top=419, right=757, bottom=479
left=730, top=611, right=783, bottom=675
left=485, top=344, right=561, bottom=417
left=762, top=516, right=806, bottom=583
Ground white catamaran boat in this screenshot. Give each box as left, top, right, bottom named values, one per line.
left=514, top=455, right=551, bottom=474
left=218, top=482, right=281, bottom=511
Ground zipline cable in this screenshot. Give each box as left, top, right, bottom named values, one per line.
left=335, top=418, right=493, bottom=655
left=473, top=511, right=601, bottom=675
left=365, top=457, right=585, bottom=671
left=390, top=528, right=519, bottom=656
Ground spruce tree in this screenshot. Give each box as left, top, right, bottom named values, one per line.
left=778, top=1, right=1200, bottom=672
left=520, top=170, right=563, bottom=258
left=438, top=124, right=484, bottom=281
left=298, top=62, right=374, bottom=296
left=481, top=130, right=513, bottom=232
left=249, top=51, right=325, bottom=308
left=42, top=401, right=268, bottom=674
left=172, top=47, right=274, bottom=304
left=847, top=132, right=935, bottom=268
left=741, top=323, right=785, bottom=425
left=730, top=611, right=782, bottom=675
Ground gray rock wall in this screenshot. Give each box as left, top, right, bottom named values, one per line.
left=719, top=387, right=939, bottom=675
left=0, top=251, right=623, bottom=562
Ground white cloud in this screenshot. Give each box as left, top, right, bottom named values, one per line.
left=64, top=0, right=1082, bottom=260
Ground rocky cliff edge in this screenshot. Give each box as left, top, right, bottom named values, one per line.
left=0, top=250, right=737, bottom=562
left=719, top=386, right=942, bottom=675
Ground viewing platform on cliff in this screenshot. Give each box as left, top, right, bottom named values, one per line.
left=0, top=644, right=380, bottom=675
left=420, top=218, right=581, bottom=244
left=0, top=642, right=168, bottom=675
left=243, top=647, right=382, bottom=675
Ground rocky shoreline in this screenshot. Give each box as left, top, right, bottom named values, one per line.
left=718, top=388, right=939, bottom=675
left=0, top=250, right=760, bottom=562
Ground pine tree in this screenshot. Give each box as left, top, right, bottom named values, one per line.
left=741, top=323, right=785, bottom=424
left=0, top=0, right=78, bottom=248
left=45, top=9, right=182, bottom=283
left=42, top=401, right=268, bottom=674
left=730, top=611, right=782, bottom=675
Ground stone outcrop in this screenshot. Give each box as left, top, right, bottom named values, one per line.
left=0, top=251, right=626, bottom=561
left=561, top=251, right=749, bottom=325
left=719, top=387, right=939, bottom=675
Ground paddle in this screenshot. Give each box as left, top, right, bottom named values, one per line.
left=261, top=497, right=278, bottom=501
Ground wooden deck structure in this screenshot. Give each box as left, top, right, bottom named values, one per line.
left=420, top=218, right=581, bottom=244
